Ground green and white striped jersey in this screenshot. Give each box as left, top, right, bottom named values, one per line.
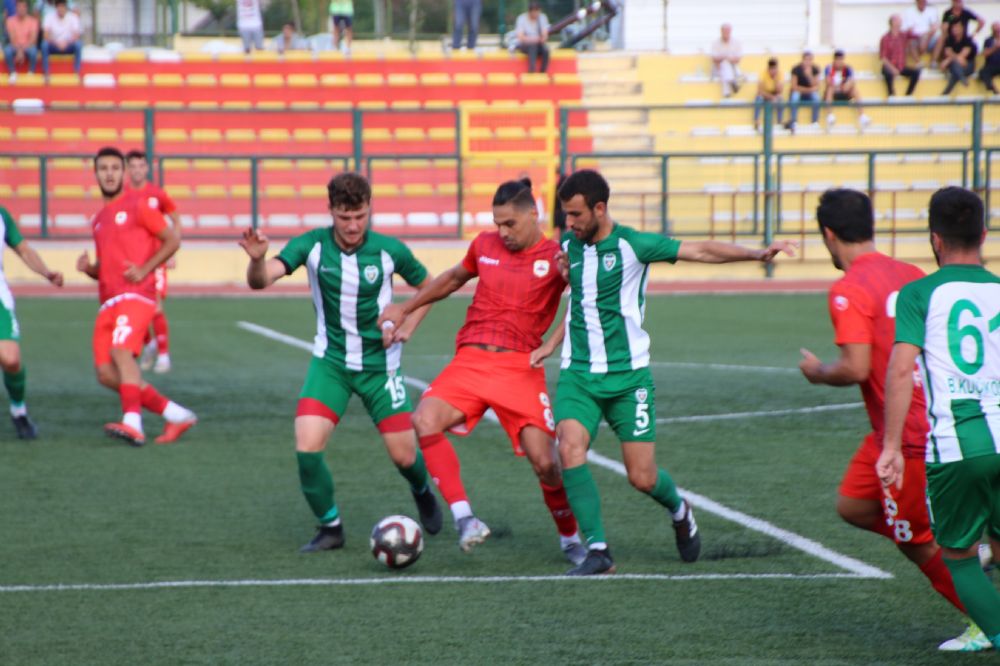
left=560, top=224, right=680, bottom=373
left=277, top=228, right=428, bottom=372
left=0, top=206, right=24, bottom=312
left=895, top=264, right=1000, bottom=464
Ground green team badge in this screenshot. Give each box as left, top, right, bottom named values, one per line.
left=603, top=253, right=616, bottom=271
left=364, top=265, right=379, bottom=283
left=635, top=388, right=647, bottom=403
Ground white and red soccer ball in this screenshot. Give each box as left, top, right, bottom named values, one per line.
left=370, top=515, right=423, bottom=569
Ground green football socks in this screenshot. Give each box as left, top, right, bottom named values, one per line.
left=944, top=555, right=1000, bottom=643
left=4, top=366, right=26, bottom=408
left=648, top=468, right=683, bottom=514
left=397, top=449, right=430, bottom=494
left=297, top=451, right=339, bottom=523
left=563, top=464, right=607, bottom=547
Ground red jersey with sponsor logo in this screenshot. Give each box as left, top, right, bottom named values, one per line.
left=829, top=252, right=928, bottom=458
left=127, top=182, right=177, bottom=216
left=92, top=191, right=167, bottom=304
left=456, top=232, right=566, bottom=352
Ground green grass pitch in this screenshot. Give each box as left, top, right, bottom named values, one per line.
left=0, top=294, right=984, bottom=664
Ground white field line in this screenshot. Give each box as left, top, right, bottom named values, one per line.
left=0, top=573, right=870, bottom=593
left=237, top=321, right=892, bottom=581
left=653, top=402, right=863, bottom=425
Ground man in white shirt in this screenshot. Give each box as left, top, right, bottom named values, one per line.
left=903, top=0, right=940, bottom=60
left=236, top=0, right=264, bottom=54
left=40, top=0, right=80, bottom=77
left=710, top=23, right=744, bottom=98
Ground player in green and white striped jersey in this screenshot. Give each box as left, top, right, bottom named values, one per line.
left=533, top=169, right=795, bottom=575
left=0, top=205, right=63, bottom=439
left=878, top=187, right=1000, bottom=649
left=239, top=173, right=442, bottom=553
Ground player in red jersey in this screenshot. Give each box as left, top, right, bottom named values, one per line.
left=379, top=178, right=585, bottom=563
left=799, top=188, right=989, bottom=652
left=76, top=147, right=197, bottom=447
left=125, top=150, right=180, bottom=375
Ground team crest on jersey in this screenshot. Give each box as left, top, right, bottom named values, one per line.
left=603, top=253, right=616, bottom=271
left=114, top=211, right=128, bottom=225
left=635, top=388, right=648, bottom=403
left=147, top=196, right=159, bottom=209
left=833, top=295, right=849, bottom=312
left=364, top=265, right=379, bottom=284
left=533, top=260, right=550, bottom=277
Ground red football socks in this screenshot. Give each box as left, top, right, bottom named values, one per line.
left=540, top=481, right=579, bottom=537
left=418, top=433, right=468, bottom=504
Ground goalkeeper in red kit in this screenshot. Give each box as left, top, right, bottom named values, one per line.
left=380, top=178, right=585, bottom=564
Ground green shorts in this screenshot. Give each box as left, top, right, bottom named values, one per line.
left=926, top=455, right=1000, bottom=550
left=0, top=300, right=20, bottom=342
left=297, top=357, right=413, bottom=432
left=553, top=367, right=656, bottom=443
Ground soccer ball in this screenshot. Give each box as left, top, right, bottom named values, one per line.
left=370, top=515, right=423, bottom=569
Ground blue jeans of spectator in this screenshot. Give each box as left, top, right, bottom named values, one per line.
left=452, top=0, right=480, bottom=49
left=943, top=59, right=975, bottom=94
left=41, top=40, right=80, bottom=75
left=788, top=91, right=819, bottom=126
left=753, top=96, right=783, bottom=126
left=517, top=42, right=549, bottom=73
left=4, top=45, right=37, bottom=74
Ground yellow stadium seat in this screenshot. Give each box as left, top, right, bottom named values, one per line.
left=48, top=74, right=79, bottom=86
left=486, top=73, right=517, bottom=85
left=449, top=50, right=477, bottom=61
left=83, top=100, right=115, bottom=108
left=122, top=128, right=145, bottom=142
left=436, top=183, right=458, bottom=195
left=387, top=73, right=417, bottom=86
left=326, top=128, right=352, bottom=141
left=221, top=100, right=253, bottom=110
left=423, top=100, right=454, bottom=109
left=17, top=184, right=40, bottom=197
left=255, top=101, right=286, bottom=110
left=419, top=73, right=450, bottom=86
left=288, top=74, right=318, bottom=87
left=52, top=185, right=86, bottom=198
left=260, top=128, right=290, bottom=142
left=193, top=159, right=226, bottom=170
left=296, top=160, right=326, bottom=170
left=115, top=51, right=146, bottom=62
left=428, top=127, right=457, bottom=140
left=467, top=127, right=492, bottom=140
left=118, top=73, right=149, bottom=86
left=357, top=101, right=387, bottom=110
left=0, top=185, right=11, bottom=198
left=398, top=159, right=431, bottom=169
left=495, top=127, right=527, bottom=139
left=322, top=101, right=352, bottom=110
left=220, top=74, right=251, bottom=87
left=283, top=51, right=313, bottom=63
left=261, top=159, right=292, bottom=170
left=0, top=157, right=12, bottom=168
left=50, top=100, right=80, bottom=109
left=362, top=128, right=392, bottom=140
left=119, top=100, right=148, bottom=110
left=264, top=185, right=297, bottom=198
left=165, top=185, right=192, bottom=198
left=454, top=73, right=483, bottom=85
left=224, top=128, right=255, bottom=142
left=553, top=73, right=581, bottom=86
left=152, top=73, right=183, bottom=87
left=190, top=129, right=222, bottom=142
left=157, top=129, right=188, bottom=142
left=85, top=127, right=118, bottom=141
left=292, top=128, right=324, bottom=142
left=253, top=74, right=284, bottom=87
left=483, top=51, right=514, bottom=61
left=372, top=184, right=400, bottom=196
left=290, top=101, right=320, bottom=110
left=470, top=183, right=495, bottom=196
left=300, top=185, right=327, bottom=197
left=217, top=53, right=246, bottom=63
left=194, top=185, right=227, bottom=198
left=519, top=73, right=550, bottom=85
left=230, top=185, right=251, bottom=198
left=317, top=51, right=345, bottom=63
left=402, top=183, right=434, bottom=196
left=186, top=74, right=217, bottom=86
left=152, top=100, right=184, bottom=109
left=51, top=127, right=83, bottom=141
left=353, top=73, right=384, bottom=87
left=181, top=53, right=212, bottom=63
left=249, top=50, right=278, bottom=63
left=188, top=101, right=219, bottom=110
left=394, top=128, right=425, bottom=141
left=51, top=157, right=83, bottom=169
left=390, top=100, right=421, bottom=110
left=13, top=74, right=43, bottom=86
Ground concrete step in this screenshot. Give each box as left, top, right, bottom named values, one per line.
left=577, top=54, right=637, bottom=72
left=594, top=135, right=654, bottom=151
left=583, top=93, right=646, bottom=106
left=583, top=81, right=643, bottom=97
left=586, top=108, right=649, bottom=124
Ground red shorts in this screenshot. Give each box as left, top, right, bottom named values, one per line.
left=422, top=345, right=555, bottom=455
left=838, top=433, right=933, bottom=545
left=154, top=266, right=168, bottom=300
left=93, top=295, right=157, bottom=366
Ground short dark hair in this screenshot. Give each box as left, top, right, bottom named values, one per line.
left=283, top=21, right=295, bottom=29
left=767, top=57, right=778, bottom=67
left=54, top=0, right=66, bottom=6
left=492, top=177, right=535, bottom=209
left=816, top=188, right=875, bottom=243
left=928, top=186, right=984, bottom=250
left=558, top=169, right=610, bottom=208
left=93, top=146, right=125, bottom=169
left=528, top=1, right=541, bottom=9
left=833, top=49, right=845, bottom=58
left=327, top=172, right=371, bottom=210
left=125, top=149, right=146, bottom=161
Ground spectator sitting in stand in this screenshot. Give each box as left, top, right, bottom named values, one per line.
left=515, top=1, right=550, bottom=74
left=753, top=57, right=784, bottom=130
left=40, top=0, right=79, bottom=79
left=934, top=0, right=983, bottom=61
left=4, top=0, right=37, bottom=81
left=785, top=51, right=821, bottom=132
left=902, top=0, right=940, bottom=62
left=979, top=21, right=1000, bottom=93
left=823, top=50, right=869, bottom=127
left=941, top=19, right=977, bottom=94
left=329, top=0, right=353, bottom=53
left=273, top=22, right=308, bottom=54
left=881, top=14, right=922, bottom=96
left=710, top=23, right=744, bottom=98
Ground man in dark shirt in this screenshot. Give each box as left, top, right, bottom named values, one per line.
left=785, top=51, right=821, bottom=132
left=935, top=0, right=983, bottom=60
left=941, top=19, right=978, bottom=94
left=979, top=21, right=1000, bottom=93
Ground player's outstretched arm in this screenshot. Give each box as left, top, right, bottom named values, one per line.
left=388, top=275, right=435, bottom=346
left=13, top=240, right=63, bottom=287
left=76, top=251, right=99, bottom=280
left=798, top=343, right=870, bottom=386
left=239, top=227, right=286, bottom=290
left=125, top=226, right=180, bottom=284
left=676, top=239, right=797, bottom=264
left=379, top=262, right=474, bottom=331
left=877, top=342, right=920, bottom=489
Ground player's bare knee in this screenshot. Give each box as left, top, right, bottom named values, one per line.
left=410, top=407, right=442, bottom=437
left=532, top=459, right=560, bottom=485
left=0, top=348, right=21, bottom=373
left=627, top=468, right=657, bottom=493
left=95, top=365, right=118, bottom=389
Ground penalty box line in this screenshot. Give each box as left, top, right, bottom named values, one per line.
left=236, top=321, right=892, bottom=581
